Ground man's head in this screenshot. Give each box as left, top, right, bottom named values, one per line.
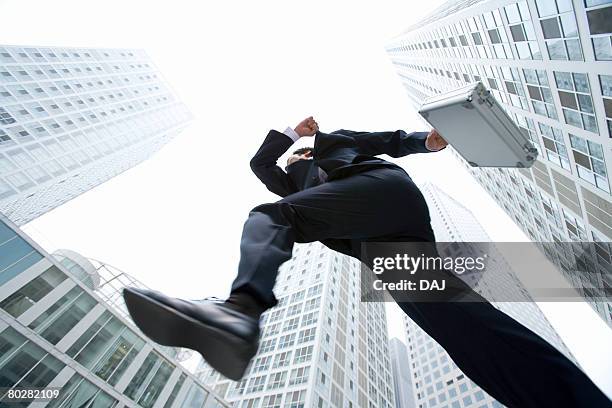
left=287, top=147, right=313, bottom=166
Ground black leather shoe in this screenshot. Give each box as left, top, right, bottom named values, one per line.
left=122, top=287, right=259, bottom=380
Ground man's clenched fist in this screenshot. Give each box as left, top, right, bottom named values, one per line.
left=425, top=129, right=448, bottom=151
left=294, top=116, right=319, bottom=137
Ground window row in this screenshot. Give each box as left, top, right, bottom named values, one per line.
left=389, top=0, right=612, bottom=61
left=0, top=47, right=147, bottom=64
left=395, top=59, right=611, bottom=139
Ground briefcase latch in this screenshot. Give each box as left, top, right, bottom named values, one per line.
left=476, top=88, right=494, bottom=108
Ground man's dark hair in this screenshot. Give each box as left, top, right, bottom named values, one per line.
left=292, top=147, right=313, bottom=155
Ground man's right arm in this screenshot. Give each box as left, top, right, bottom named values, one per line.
left=249, top=129, right=298, bottom=198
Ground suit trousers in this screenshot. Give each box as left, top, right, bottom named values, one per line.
left=231, top=165, right=610, bottom=407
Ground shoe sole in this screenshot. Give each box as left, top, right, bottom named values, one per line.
left=122, top=287, right=256, bottom=380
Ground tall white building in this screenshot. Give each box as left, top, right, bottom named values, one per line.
left=400, top=183, right=574, bottom=408
left=0, top=44, right=191, bottom=225
left=385, top=0, right=612, bottom=328
left=195, top=242, right=396, bottom=408
left=389, top=338, right=416, bottom=408
left=0, top=214, right=228, bottom=408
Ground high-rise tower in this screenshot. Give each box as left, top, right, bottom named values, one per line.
left=389, top=337, right=417, bottom=408
left=400, top=183, right=575, bottom=408
left=195, top=242, right=397, bottom=408
left=0, top=45, right=191, bottom=225
left=386, top=0, right=612, bottom=328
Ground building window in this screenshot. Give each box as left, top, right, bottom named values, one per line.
left=0, top=128, right=12, bottom=144
left=500, top=66, right=529, bottom=110
left=284, top=317, right=300, bottom=331
left=124, top=352, right=160, bottom=400
left=0, top=266, right=67, bottom=318
left=539, top=122, right=571, bottom=170
left=600, top=74, right=612, bottom=137
left=540, top=192, right=564, bottom=229
left=563, top=208, right=588, bottom=240
left=252, top=356, right=272, bottom=373
left=554, top=71, right=598, bottom=132
left=301, top=311, right=318, bottom=327
left=568, top=134, right=609, bottom=192
left=259, top=339, right=277, bottom=354
left=294, top=345, right=314, bottom=363
left=592, top=230, right=612, bottom=264
left=246, top=375, right=266, bottom=393
left=523, top=69, right=558, bottom=119
left=262, top=394, right=283, bottom=408
left=482, top=8, right=512, bottom=58
left=136, top=359, right=174, bottom=408
left=467, top=17, right=490, bottom=59
left=29, top=286, right=98, bottom=346
left=505, top=1, right=542, bottom=59
left=585, top=1, right=612, bottom=60
left=297, top=327, right=316, bottom=344
left=513, top=113, right=541, bottom=152
left=289, top=367, right=310, bottom=385
left=273, top=351, right=292, bottom=368
left=0, top=107, right=16, bottom=125
left=0, top=327, right=64, bottom=391
left=268, top=371, right=287, bottom=389
left=534, top=0, right=583, bottom=60
left=284, top=390, right=306, bottom=408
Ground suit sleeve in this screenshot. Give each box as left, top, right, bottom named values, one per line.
left=250, top=130, right=298, bottom=197
left=332, top=129, right=444, bottom=158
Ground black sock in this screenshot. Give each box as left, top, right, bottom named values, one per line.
left=224, top=291, right=267, bottom=319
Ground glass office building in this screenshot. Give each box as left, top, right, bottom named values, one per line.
left=0, top=214, right=228, bottom=408
left=195, top=242, right=396, bottom=408
left=400, top=183, right=575, bottom=408
left=0, top=45, right=191, bottom=225
left=52, top=249, right=194, bottom=364
left=386, top=0, right=612, bottom=328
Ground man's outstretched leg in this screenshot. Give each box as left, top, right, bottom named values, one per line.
left=359, top=241, right=611, bottom=408
left=121, top=202, right=298, bottom=380
left=395, top=300, right=611, bottom=407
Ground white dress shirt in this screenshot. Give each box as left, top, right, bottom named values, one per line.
left=283, top=126, right=301, bottom=142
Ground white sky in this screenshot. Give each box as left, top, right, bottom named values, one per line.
left=1, top=0, right=610, bottom=398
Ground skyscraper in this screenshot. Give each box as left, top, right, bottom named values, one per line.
left=389, top=338, right=416, bottom=408
left=399, top=183, right=574, bottom=408
left=386, top=0, right=612, bottom=328
left=0, top=44, right=191, bottom=225
left=0, top=214, right=228, bottom=408
left=195, top=241, right=396, bottom=408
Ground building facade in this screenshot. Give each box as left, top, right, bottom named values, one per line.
left=400, top=183, right=574, bottom=408
left=0, top=215, right=228, bottom=408
left=0, top=45, right=191, bottom=225
left=386, top=0, right=612, bottom=328
left=389, top=338, right=416, bottom=408
left=195, top=241, right=396, bottom=408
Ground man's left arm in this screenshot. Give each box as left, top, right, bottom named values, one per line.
left=344, top=129, right=447, bottom=157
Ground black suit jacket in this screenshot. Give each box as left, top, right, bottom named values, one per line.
left=249, top=128, right=435, bottom=197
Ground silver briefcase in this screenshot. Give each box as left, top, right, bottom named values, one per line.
left=418, top=82, right=538, bottom=168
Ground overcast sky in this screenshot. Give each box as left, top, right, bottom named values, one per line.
left=1, top=0, right=610, bottom=397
